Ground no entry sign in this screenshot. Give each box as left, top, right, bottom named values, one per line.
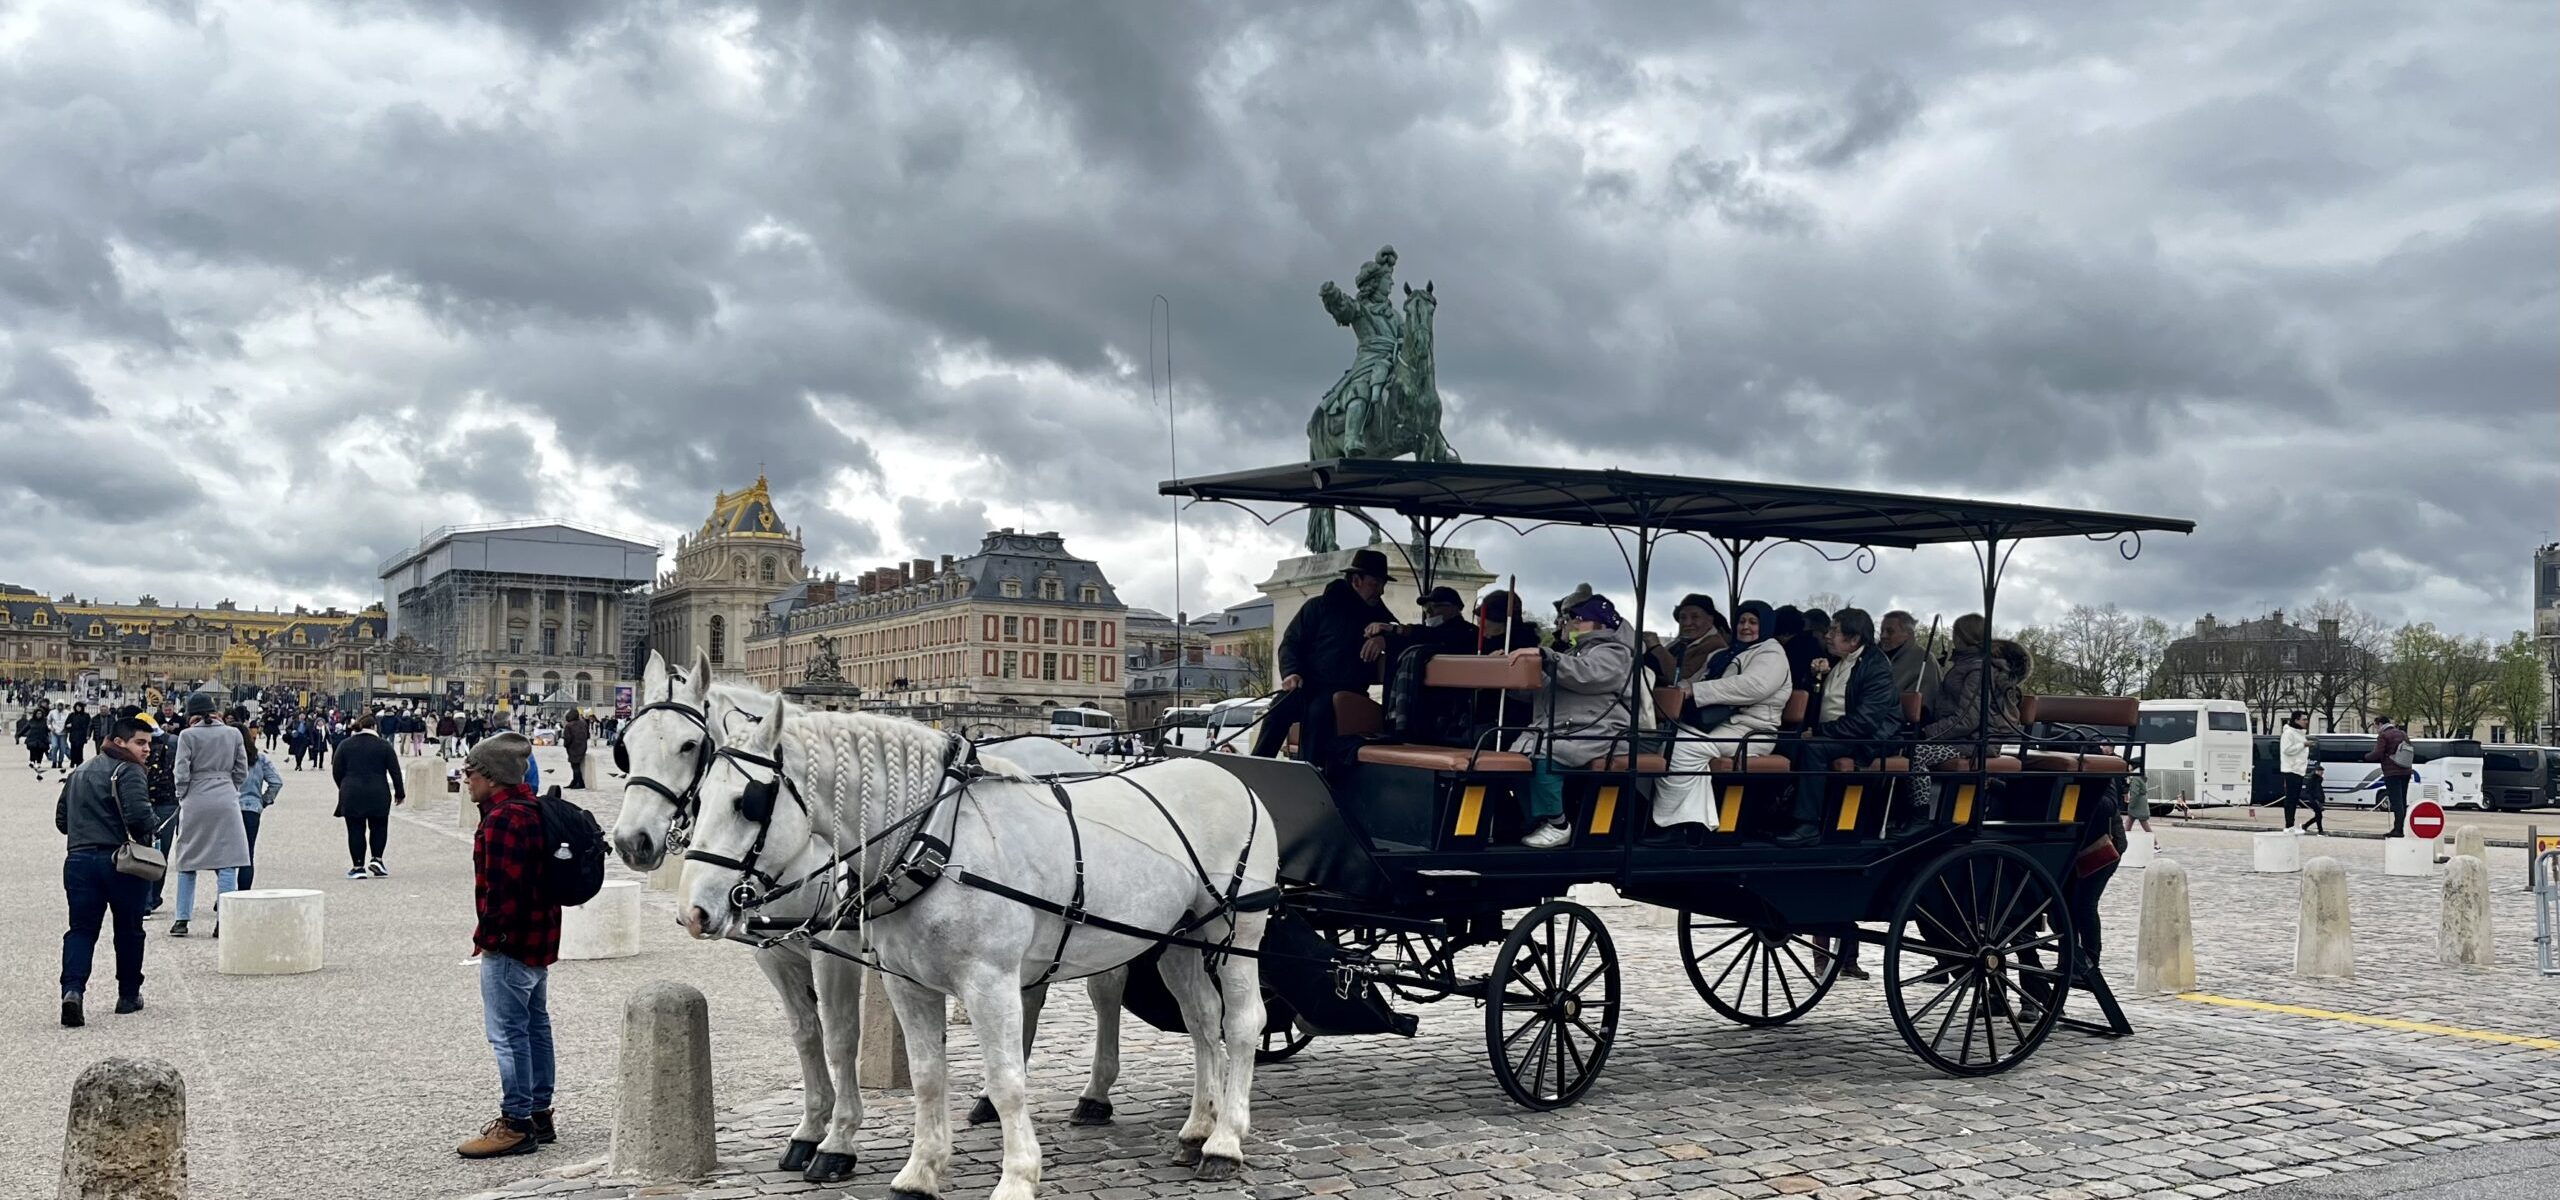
left=2408, top=800, right=2446, bottom=840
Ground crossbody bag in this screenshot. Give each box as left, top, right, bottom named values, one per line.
left=102, top=764, right=170, bottom=883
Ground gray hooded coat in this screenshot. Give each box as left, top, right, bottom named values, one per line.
left=1510, top=621, right=1640, bottom=768
left=171, top=721, right=252, bottom=871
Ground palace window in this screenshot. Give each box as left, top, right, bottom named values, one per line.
left=1038, top=577, right=1062, bottom=601
left=708, top=615, right=726, bottom=664
left=1001, top=579, right=1023, bottom=599
left=1002, top=615, right=1019, bottom=641
left=1002, top=651, right=1019, bottom=679
left=575, top=672, right=594, bottom=702
left=540, top=627, right=558, bottom=656
left=1042, top=618, right=1059, bottom=643
left=509, top=635, right=525, bottom=654
left=1041, top=653, right=1058, bottom=682
left=761, top=556, right=777, bottom=583
left=1080, top=585, right=1100, bottom=604
left=1081, top=621, right=1098, bottom=644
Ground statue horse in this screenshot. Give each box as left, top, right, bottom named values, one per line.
left=1305, top=281, right=1459, bottom=552
left=680, top=691, right=1276, bottom=1199
left=608, top=651, right=1128, bottom=1184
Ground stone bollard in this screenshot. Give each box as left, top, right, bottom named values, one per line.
left=2440, top=856, right=2494, bottom=967
left=457, top=787, right=481, bottom=831
left=57, top=1056, right=187, bottom=1200
left=402, top=756, right=442, bottom=805
left=2294, top=857, right=2354, bottom=979
left=645, top=854, right=687, bottom=893
left=2120, top=829, right=2156, bottom=868
left=585, top=751, right=613, bottom=792
left=2452, top=825, right=2487, bottom=862
left=216, top=889, right=326, bottom=976
left=608, top=982, right=717, bottom=1180
left=2134, top=859, right=2196, bottom=993
left=562, top=880, right=643, bottom=961
left=2252, top=830, right=2302, bottom=874
left=2382, top=836, right=2433, bottom=877
left=858, top=967, right=911, bottom=1089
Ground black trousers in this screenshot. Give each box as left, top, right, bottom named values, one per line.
left=2382, top=774, right=2410, bottom=837
left=345, top=814, right=388, bottom=866
left=2278, top=772, right=2305, bottom=827
left=63, top=738, right=84, bottom=767
left=238, top=810, right=263, bottom=892
left=1789, top=740, right=1860, bottom=831
left=1250, top=686, right=1347, bottom=769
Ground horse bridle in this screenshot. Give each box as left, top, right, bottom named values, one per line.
left=685, top=731, right=979, bottom=920
left=611, top=681, right=715, bottom=852
left=683, top=741, right=805, bottom=911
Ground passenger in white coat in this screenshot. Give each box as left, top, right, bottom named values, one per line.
left=1647, top=600, right=1791, bottom=843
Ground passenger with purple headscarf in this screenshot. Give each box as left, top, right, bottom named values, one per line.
left=1508, top=588, right=1641, bottom=849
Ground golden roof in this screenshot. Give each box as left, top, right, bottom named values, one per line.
left=700, top=473, right=794, bottom=540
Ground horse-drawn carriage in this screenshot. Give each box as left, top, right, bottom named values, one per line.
left=1153, top=458, right=2191, bottom=1108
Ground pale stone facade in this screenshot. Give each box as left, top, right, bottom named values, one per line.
left=648, top=476, right=806, bottom=683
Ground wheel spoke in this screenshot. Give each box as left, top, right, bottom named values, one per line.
left=1519, top=1013, right=1558, bottom=1096
left=1929, top=974, right=1975, bottom=1050
left=1894, top=937, right=1977, bottom=963
left=1757, top=937, right=1776, bottom=1015
left=1503, top=1009, right=1547, bottom=1051
left=1558, top=927, right=1599, bottom=995
left=1775, top=936, right=1830, bottom=989
left=1990, top=896, right=2057, bottom=949
left=1988, top=971, right=2032, bottom=1049
left=1903, top=967, right=1968, bottom=1026
left=1691, top=926, right=1753, bottom=962
left=1901, top=957, right=1969, bottom=989
left=1709, top=934, right=1756, bottom=997
left=1566, top=959, right=1608, bottom=999
left=1769, top=937, right=1800, bottom=1012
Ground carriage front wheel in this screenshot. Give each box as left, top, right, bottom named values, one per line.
left=1255, top=986, right=1315, bottom=1063
left=1677, top=912, right=1841, bottom=1026
left=1882, top=842, right=2074, bottom=1077
left=1484, top=900, right=1619, bottom=1110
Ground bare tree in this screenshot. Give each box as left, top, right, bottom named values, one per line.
left=2011, top=604, right=2169, bottom=697
left=2296, top=597, right=2387, bottom=731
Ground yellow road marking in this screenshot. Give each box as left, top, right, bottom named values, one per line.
left=2174, top=993, right=2560, bottom=1051
left=1454, top=785, right=1485, bottom=837
left=1835, top=785, right=1863, bottom=832
left=1591, top=786, right=1619, bottom=835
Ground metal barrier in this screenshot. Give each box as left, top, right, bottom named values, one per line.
left=2538, top=850, right=2560, bottom=977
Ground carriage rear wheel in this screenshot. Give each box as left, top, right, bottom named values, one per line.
left=1254, top=986, right=1315, bottom=1063
left=1882, top=843, right=2074, bottom=1077
left=1677, top=913, right=1841, bottom=1026
left=1484, top=901, right=1619, bottom=1110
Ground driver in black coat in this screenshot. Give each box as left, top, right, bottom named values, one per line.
left=1250, top=548, right=1398, bottom=771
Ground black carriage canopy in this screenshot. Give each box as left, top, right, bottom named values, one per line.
left=1157, top=459, right=2195, bottom=550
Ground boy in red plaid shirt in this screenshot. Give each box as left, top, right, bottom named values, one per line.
left=456, top=733, right=563, bottom=1159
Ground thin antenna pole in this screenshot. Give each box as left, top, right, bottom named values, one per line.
left=1152, top=294, right=1181, bottom=716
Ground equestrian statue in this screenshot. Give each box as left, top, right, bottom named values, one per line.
left=1305, top=244, right=1459, bottom=552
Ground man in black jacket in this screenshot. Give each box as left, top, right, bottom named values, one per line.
left=1785, top=608, right=1902, bottom=847
left=56, top=717, right=160, bottom=1025
left=1250, top=548, right=1398, bottom=770
left=332, top=713, right=406, bottom=879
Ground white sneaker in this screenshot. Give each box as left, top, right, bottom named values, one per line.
left=1521, top=818, right=1572, bottom=849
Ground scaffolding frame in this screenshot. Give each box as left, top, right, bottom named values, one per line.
left=393, top=567, right=647, bottom=698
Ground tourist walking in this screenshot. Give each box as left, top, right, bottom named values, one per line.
left=2299, top=762, right=2328, bottom=833
left=61, top=702, right=90, bottom=769
left=456, top=733, right=561, bottom=1159
left=21, top=707, right=50, bottom=776
left=47, top=703, right=71, bottom=770
left=55, top=716, right=159, bottom=1026
left=237, top=724, right=282, bottom=891
left=2278, top=711, right=2310, bottom=829
left=561, top=709, right=591, bottom=790
left=332, top=713, right=405, bottom=880
left=2366, top=717, right=2413, bottom=838
left=168, top=694, right=251, bottom=938
left=140, top=710, right=179, bottom=915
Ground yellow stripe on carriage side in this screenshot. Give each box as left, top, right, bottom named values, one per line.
left=2059, top=783, right=2081, bottom=824
left=1721, top=784, right=1743, bottom=818
left=1953, top=784, right=1976, bottom=825
left=1835, top=785, right=1863, bottom=832
left=1454, top=785, right=1486, bottom=837
left=1591, top=786, right=1619, bottom=835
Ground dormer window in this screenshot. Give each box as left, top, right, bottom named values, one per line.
left=1037, top=578, right=1062, bottom=601
left=1001, top=579, right=1023, bottom=599
left=1079, top=585, right=1100, bottom=604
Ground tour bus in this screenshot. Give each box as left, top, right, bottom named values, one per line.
left=2137, top=699, right=2254, bottom=808
left=2308, top=734, right=2487, bottom=811
left=2480, top=743, right=2550, bottom=811
left=1045, top=705, right=1118, bottom=752
left=1160, top=696, right=1270, bottom=754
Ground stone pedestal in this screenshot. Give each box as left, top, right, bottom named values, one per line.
left=857, top=968, right=910, bottom=1089
left=2252, top=830, right=2302, bottom=874
left=1256, top=545, right=1498, bottom=684
left=2452, top=825, right=2487, bottom=862
left=562, top=880, right=643, bottom=961
left=2383, top=836, right=2434, bottom=877
left=645, top=855, right=688, bottom=893
left=608, top=982, right=717, bottom=1180
left=2134, top=860, right=2195, bottom=994
left=2120, top=829, right=2156, bottom=868
left=2294, top=857, right=2354, bottom=979
left=2440, top=856, right=2494, bottom=967
left=457, top=788, right=481, bottom=831
left=401, top=757, right=442, bottom=805
left=57, top=1056, right=187, bottom=1200
left=216, top=889, right=325, bottom=976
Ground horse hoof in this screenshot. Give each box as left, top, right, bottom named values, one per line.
left=777, top=1138, right=819, bottom=1172
left=967, top=1094, right=999, bottom=1126
left=802, top=1150, right=857, bottom=1183
left=1070, top=1097, right=1114, bottom=1126
left=1196, top=1153, right=1244, bottom=1181
left=1174, top=1137, right=1204, bottom=1166
left=888, top=1191, right=938, bottom=1200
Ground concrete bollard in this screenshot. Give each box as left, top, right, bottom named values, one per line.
left=607, top=982, right=717, bottom=1180
left=858, top=967, right=911, bottom=1089
left=644, top=854, right=687, bottom=893
left=561, top=880, right=643, bottom=961
left=2134, top=859, right=2196, bottom=994
left=402, top=756, right=442, bottom=805
left=216, top=889, right=326, bottom=976
left=2440, top=856, right=2494, bottom=967
left=584, top=751, right=613, bottom=792
left=2120, top=829, right=2156, bottom=868
left=2294, top=857, right=2354, bottom=979
left=2253, top=830, right=2302, bottom=874
left=2382, top=836, right=2433, bottom=877
left=2452, top=825, right=2487, bottom=862
left=457, top=787, right=482, bottom=831
left=57, top=1056, right=187, bottom=1200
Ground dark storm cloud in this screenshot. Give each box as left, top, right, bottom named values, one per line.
left=0, top=0, right=2548, bottom=636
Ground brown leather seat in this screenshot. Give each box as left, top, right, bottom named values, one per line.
left=1900, top=692, right=1924, bottom=723
left=1709, top=755, right=1793, bottom=773
left=1653, top=686, right=1688, bottom=722
left=1335, top=692, right=1384, bottom=738
left=1933, top=756, right=2023, bottom=773
left=1598, top=753, right=1669, bottom=773
left=1423, top=652, right=1544, bottom=690
left=1355, top=744, right=1535, bottom=772
left=1831, top=756, right=1912, bottom=773
left=1781, top=690, right=1810, bottom=730
left=2024, top=751, right=2129, bottom=774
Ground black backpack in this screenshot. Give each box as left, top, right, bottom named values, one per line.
left=532, top=786, right=607, bottom=907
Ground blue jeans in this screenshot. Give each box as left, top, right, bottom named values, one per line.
left=62, top=850, right=148, bottom=995
left=479, top=952, right=555, bottom=1118
left=173, top=867, right=240, bottom=922
left=48, top=735, right=68, bottom=766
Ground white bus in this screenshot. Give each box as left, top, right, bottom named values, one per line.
left=1160, top=697, right=1270, bottom=754
left=2309, top=734, right=2487, bottom=811
left=2137, top=699, right=2254, bottom=808
left=1045, top=705, right=1118, bottom=751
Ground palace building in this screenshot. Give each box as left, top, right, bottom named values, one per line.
left=648, top=475, right=807, bottom=682
left=0, top=582, right=386, bottom=692
left=379, top=521, right=657, bottom=704
left=744, top=528, right=1129, bottom=713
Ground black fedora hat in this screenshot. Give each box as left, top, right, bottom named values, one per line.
left=1343, top=548, right=1397, bottom=581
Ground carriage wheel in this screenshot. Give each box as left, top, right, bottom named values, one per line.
left=1254, top=986, right=1314, bottom=1064
left=1484, top=901, right=1619, bottom=1110
left=1677, top=912, right=1841, bottom=1027
left=1882, top=843, right=2074, bottom=1077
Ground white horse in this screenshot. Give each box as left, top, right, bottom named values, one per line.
left=607, top=653, right=1128, bottom=1181
left=681, top=690, right=1276, bottom=1200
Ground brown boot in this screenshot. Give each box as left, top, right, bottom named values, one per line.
left=458, top=1116, right=538, bottom=1159
left=530, top=1110, right=556, bottom=1144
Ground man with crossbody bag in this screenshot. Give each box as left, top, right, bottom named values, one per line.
left=54, top=717, right=162, bottom=1027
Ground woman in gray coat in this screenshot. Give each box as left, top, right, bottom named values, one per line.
left=169, top=695, right=251, bottom=937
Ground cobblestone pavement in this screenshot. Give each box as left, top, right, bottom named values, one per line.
left=445, top=826, right=2555, bottom=1200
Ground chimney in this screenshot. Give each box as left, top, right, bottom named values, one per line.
left=911, top=558, right=933, bottom=582
left=2270, top=607, right=2285, bottom=628
left=2196, top=613, right=2216, bottom=636
left=806, top=580, right=838, bottom=606
left=2318, top=618, right=2339, bottom=640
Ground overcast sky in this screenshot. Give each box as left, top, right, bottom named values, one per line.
left=4, top=1, right=2552, bottom=640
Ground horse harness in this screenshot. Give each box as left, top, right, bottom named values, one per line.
left=610, top=669, right=718, bottom=852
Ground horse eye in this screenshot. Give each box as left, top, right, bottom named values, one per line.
left=680, top=741, right=698, bottom=754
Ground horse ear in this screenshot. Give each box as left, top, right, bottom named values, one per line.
left=688, top=647, right=714, bottom=692
left=747, top=689, right=785, bottom=751
left=1426, top=280, right=1434, bottom=295
left=642, top=651, right=667, bottom=694
left=1402, top=282, right=1413, bottom=297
